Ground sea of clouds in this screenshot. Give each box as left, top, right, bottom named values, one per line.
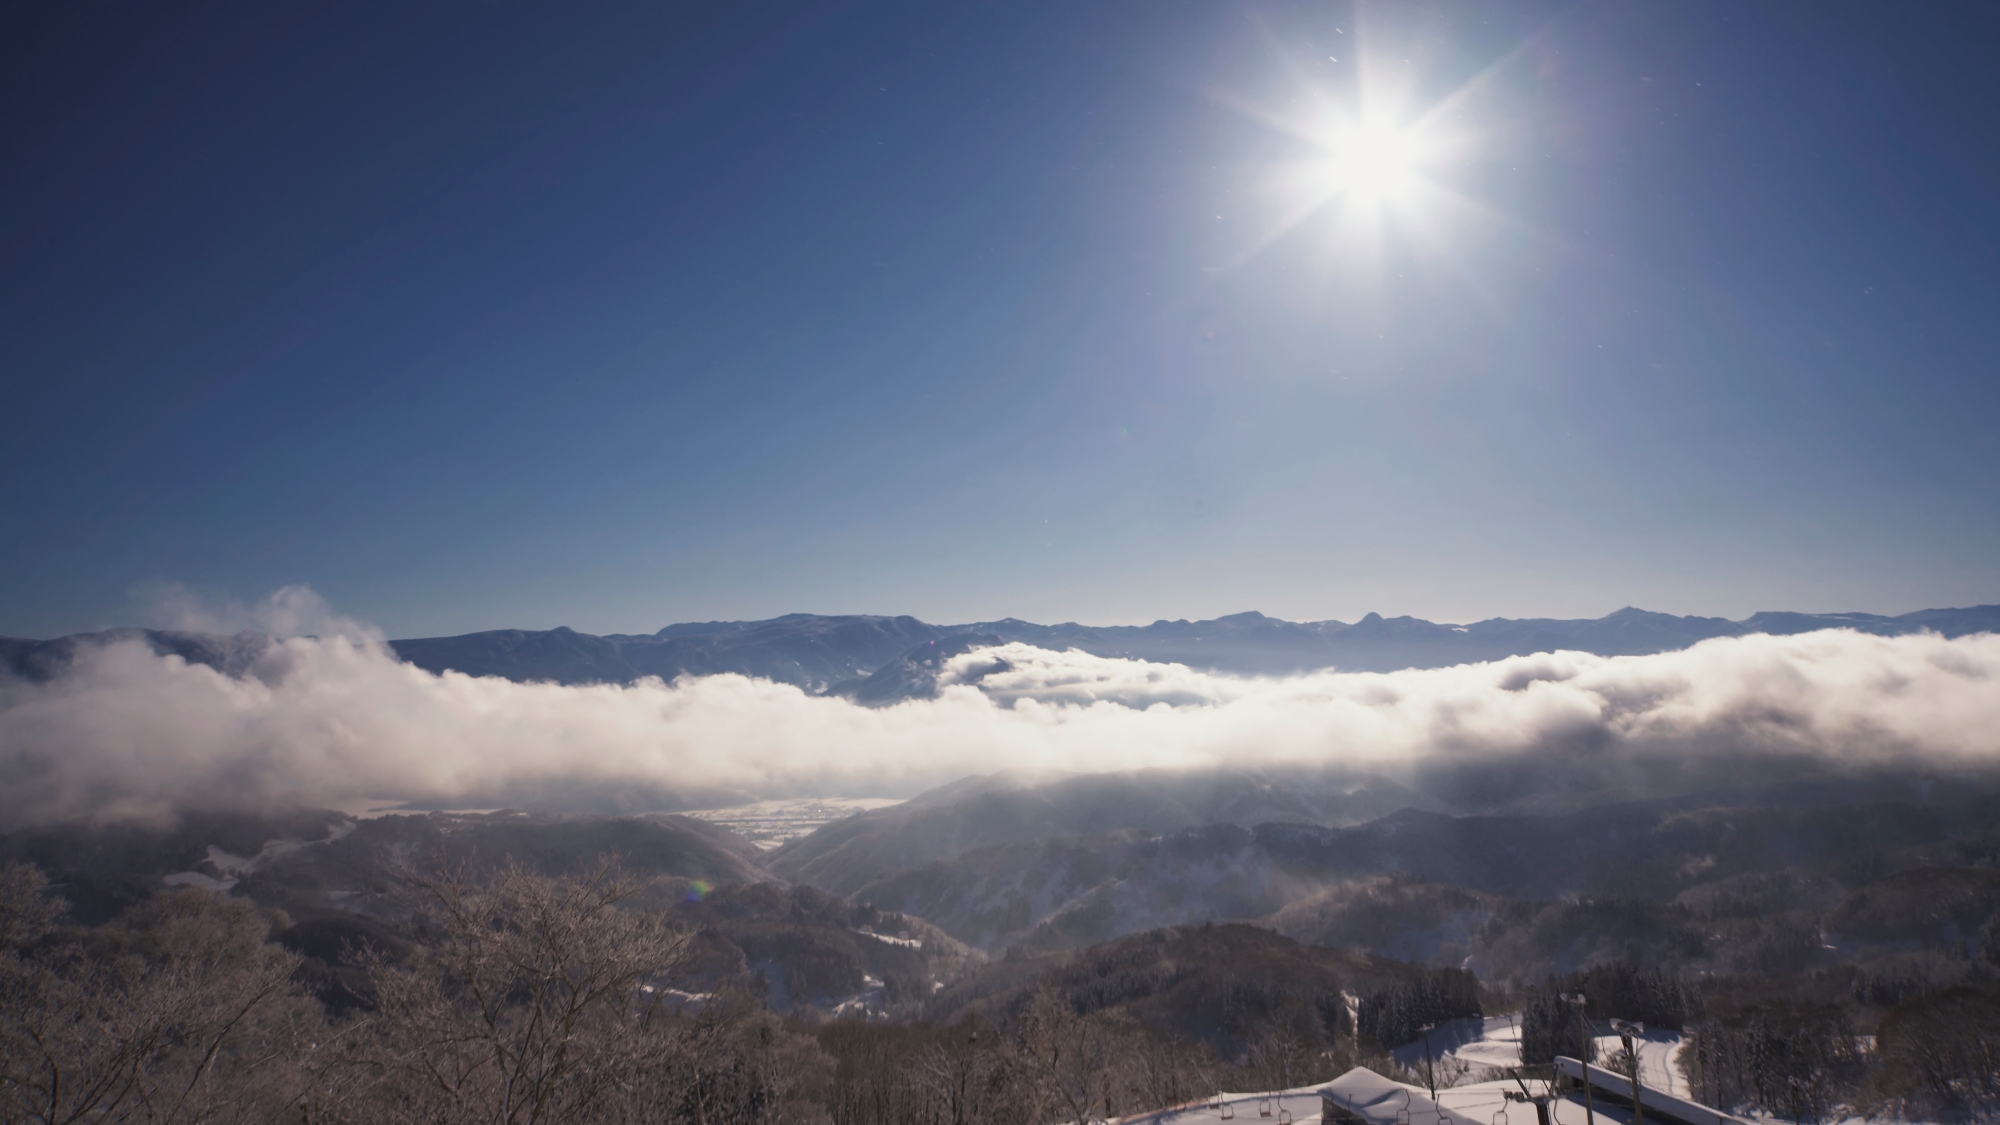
left=2, top=593, right=1997, bottom=826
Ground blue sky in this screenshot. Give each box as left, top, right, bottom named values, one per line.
left=3, top=0, right=1996, bottom=639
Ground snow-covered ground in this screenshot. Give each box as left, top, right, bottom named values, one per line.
left=162, top=820, right=355, bottom=893
left=1436, top=1077, right=1648, bottom=1125
left=1108, top=1020, right=1706, bottom=1125
left=1387, top=1016, right=1687, bottom=1099
left=1390, top=1015, right=1529, bottom=1075
left=1114, top=1077, right=1682, bottom=1125
left=1116, top=1085, right=1332, bottom=1124
left=1069, top=1016, right=1958, bottom=1125
left=678, top=796, right=903, bottom=849
left=1108, top=1075, right=1950, bottom=1125
left=829, top=974, right=887, bottom=1019
left=853, top=926, right=923, bottom=949
left=324, top=796, right=508, bottom=819
left=1113, top=1067, right=1697, bottom=1125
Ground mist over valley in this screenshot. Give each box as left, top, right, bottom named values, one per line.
left=7, top=606, right=1999, bottom=1123
left=7, top=0, right=2000, bottom=1118
left=6, top=596, right=1998, bottom=1003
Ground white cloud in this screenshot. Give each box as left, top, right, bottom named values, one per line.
left=2, top=625, right=1997, bottom=827
left=130, top=581, right=383, bottom=642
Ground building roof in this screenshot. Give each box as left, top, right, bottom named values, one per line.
left=1553, top=1058, right=1748, bottom=1125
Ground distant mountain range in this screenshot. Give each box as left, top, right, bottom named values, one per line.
left=5, top=604, right=1995, bottom=692
left=8, top=762, right=1996, bottom=989
left=815, top=770, right=2000, bottom=960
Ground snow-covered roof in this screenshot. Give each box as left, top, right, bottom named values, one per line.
left=1108, top=1028, right=1744, bottom=1125
left=1320, top=1067, right=1485, bottom=1125
left=1554, top=1058, right=1748, bottom=1125
left=1112, top=1085, right=1324, bottom=1124
left=1114, top=1068, right=1464, bottom=1125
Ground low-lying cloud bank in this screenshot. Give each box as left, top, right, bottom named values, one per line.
left=2, top=626, right=1997, bottom=826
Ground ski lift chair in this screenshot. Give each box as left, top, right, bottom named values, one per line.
left=1260, top=1095, right=1274, bottom=1117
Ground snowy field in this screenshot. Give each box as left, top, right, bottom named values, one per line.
left=1115, top=1085, right=1335, bottom=1124
left=1113, top=1068, right=1676, bottom=1125
left=1388, top=1016, right=1688, bottom=1098
left=1110, top=1028, right=1950, bottom=1125
left=1111, top=1020, right=1708, bottom=1125
left=678, top=796, right=903, bottom=848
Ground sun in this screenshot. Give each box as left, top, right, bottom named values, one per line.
left=1247, top=103, right=1449, bottom=253
left=1221, top=48, right=1488, bottom=264
left=1290, top=87, right=1455, bottom=221
left=1322, top=119, right=1427, bottom=208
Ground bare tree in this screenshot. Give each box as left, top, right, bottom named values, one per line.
left=1604, top=1044, right=1640, bottom=1081
left=911, top=1020, right=1004, bottom=1125
left=1243, top=1026, right=1314, bottom=1094
left=1683, top=1007, right=1866, bottom=1125
left=1112, top=1026, right=1214, bottom=1116
left=655, top=995, right=834, bottom=1125
left=0, top=862, right=63, bottom=950
left=1, top=868, right=315, bottom=1125
left=1870, top=987, right=2000, bottom=1122
left=316, top=856, right=696, bottom=1125
left=819, top=1023, right=937, bottom=1125
left=1015, top=987, right=1122, bottom=1125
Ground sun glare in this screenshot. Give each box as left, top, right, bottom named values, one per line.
left=1252, top=103, right=1448, bottom=253
left=1324, top=120, right=1425, bottom=206
left=1225, top=46, right=1488, bottom=267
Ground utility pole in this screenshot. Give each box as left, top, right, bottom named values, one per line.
left=1561, top=993, right=1595, bottom=1125
left=1610, top=1019, right=1646, bottom=1125
left=1422, top=1023, right=1439, bottom=1102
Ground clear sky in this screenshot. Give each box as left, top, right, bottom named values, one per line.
left=3, top=0, right=1996, bottom=639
